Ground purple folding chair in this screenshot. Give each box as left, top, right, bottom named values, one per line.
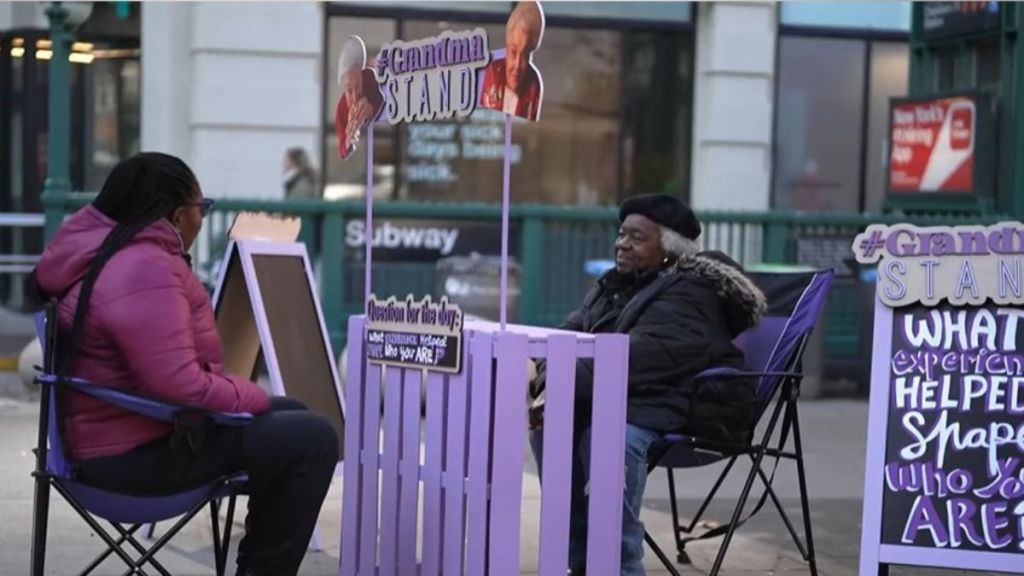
left=645, top=270, right=834, bottom=576
left=29, top=300, right=253, bottom=576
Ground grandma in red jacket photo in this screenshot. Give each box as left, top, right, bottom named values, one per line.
left=31, top=152, right=338, bottom=576
left=480, top=0, right=544, bottom=121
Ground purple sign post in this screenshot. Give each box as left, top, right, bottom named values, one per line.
left=854, top=222, right=1024, bottom=574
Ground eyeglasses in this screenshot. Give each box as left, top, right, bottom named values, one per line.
left=189, top=198, right=215, bottom=217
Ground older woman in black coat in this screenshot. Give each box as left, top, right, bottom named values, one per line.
left=529, top=193, right=766, bottom=576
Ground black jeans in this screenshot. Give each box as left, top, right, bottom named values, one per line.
left=76, top=397, right=339, bottom=576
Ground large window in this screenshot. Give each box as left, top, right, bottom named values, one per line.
left=773, top=4, right=909, bottom=213
left=323, top=3, right=693, bottom=207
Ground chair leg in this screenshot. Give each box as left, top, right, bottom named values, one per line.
left=790, top=403, right=819, bottom=576
left=708, top=394, right=789, bottom=576
left=29, top=478, right=51, bottom=576
left=750, top=457, right=807, bottom=559
left=684, top=456, right=736, bottom=534
left=644, top=531, right=684, bottom=576
left=218, top=495, right=239, bottom=576
left=671, top=455, right=739, bottom=566
left=102, top=523, right=173, bottom=576
left=51, top=482, right=153, bottom=576
left=146, top=522, right=157, bottom=540
left=664, top=468, right=691, bottom=564
left=78, top=524, right=148, bottom=576
left=210, top=500, right=223, bottom=574
left=115, top=494, right=213, bottom=576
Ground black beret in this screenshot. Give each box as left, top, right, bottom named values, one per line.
left=618, top=193, right=701, bottom=241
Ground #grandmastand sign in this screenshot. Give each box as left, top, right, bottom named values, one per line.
left=855, top=223, right=1024, bottom=575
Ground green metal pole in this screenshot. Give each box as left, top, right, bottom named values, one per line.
left=320, top=210, right=345, bottom=354
left=42, top=2, right=72, bottom=241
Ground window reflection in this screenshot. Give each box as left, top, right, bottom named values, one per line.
left=775, top=36, right=867, bottom=212
left=84, top=56, right=140, bottom=191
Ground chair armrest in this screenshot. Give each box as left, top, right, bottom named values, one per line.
left=694, top=368, right=804, bottom=382
left=34, top=374, right=253, bottom=427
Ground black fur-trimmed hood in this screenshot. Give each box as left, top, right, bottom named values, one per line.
left=674, top=251, right=767, bottom=337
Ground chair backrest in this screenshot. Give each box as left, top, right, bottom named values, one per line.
left=34, top=303, right=73, bottom=480
left=740, top=270, right=834, bottom=422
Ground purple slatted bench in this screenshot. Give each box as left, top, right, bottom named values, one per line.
left=340, top=316, right=630, bottom=576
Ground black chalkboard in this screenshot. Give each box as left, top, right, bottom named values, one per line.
left=881, top=302, right=1024, bottom=552
left=251, top=254, right=345, bottom=452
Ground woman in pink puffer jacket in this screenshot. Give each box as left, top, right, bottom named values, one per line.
left=31, top=152, right=337, bottom=576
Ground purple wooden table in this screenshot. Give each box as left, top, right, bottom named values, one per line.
left=340, top=316, right=629, bottom=576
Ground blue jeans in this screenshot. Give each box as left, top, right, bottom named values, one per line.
left=530, top=423, right=660, bottom=576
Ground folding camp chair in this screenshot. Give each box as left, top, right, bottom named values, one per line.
left=29, top=300, right=253, bottom=576
left=644, top=269, right=834, bottom=576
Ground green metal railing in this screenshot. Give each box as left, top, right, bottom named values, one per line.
left=44, top=193, right=1011, bottom=374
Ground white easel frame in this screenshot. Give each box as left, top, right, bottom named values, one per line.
left=211, top=238, right=346, bottom=551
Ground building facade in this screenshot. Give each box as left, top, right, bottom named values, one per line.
left=0, top=1, right=913, bottom=215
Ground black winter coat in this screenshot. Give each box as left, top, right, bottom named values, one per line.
left=532, top=251, right=767, bottom=434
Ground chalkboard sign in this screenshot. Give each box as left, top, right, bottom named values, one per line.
left=251, top=253, right=346, bottom=451
left=883, top=303, right=1024, bottom=550
left=365, top=294, right=464, bottom=373
left=855, top=223, right=1024, bottom=574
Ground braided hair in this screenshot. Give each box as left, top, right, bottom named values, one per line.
left=58, top=152, right=200, bottom=378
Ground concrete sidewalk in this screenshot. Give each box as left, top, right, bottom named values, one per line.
left=0, top=398, right=1001, bottom=575
left=0, top=305, right=34, bottom=375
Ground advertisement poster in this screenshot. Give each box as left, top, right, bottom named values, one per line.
left=888, top=96, right=977, bottom=195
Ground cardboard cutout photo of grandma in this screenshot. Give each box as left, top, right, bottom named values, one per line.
left=335, top=36, right=385, bottom=160
left=479, top=1, right=545, bottom=121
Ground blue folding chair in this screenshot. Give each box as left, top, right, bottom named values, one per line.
left=29, top=300, right=253, bottom=576
left=644, top=269, right=834, bottom=576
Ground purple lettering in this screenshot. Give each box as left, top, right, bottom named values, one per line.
left=394, top=46, right=406, bottom=74
left=947, top=469, right=973, bottom=494
left=921, top=259, right=939, bottom=300
left=438, top=69, right=451, bottom=114
left=887, top=228, right=917, bottom=257
left=956, top=260, right=980, bottom=300
left=982, top=501, right=1013, bottom=549
left=403, top=76, right=415, bottom=117
left=947, top=498, right=985, bottom=547
left=975, top=458, right=1020, bottom=498
left=884, top=260, right=908, bottom=300
left=470, top=34, right=486, bottom=62
left=902, top=495, right=949, bottom=546
left=458, top=67, right=474, bottom=112
left=418, top=76, right=431, bottom=118
left=930, top=232, right=957, bottom=256
left=407, top=46, right=420, bottom=73
left=886, top=461, right=923, bottom=492
left=989, top=227, right=1019, bottom=254
left=958, top=230, right=989, bottom=256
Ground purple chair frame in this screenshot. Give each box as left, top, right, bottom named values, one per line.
left=645, top=270, right=835, bottom=576
left=29, top=301, right=252, bottom=576
left=340, top=317, right=631, bottom=576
